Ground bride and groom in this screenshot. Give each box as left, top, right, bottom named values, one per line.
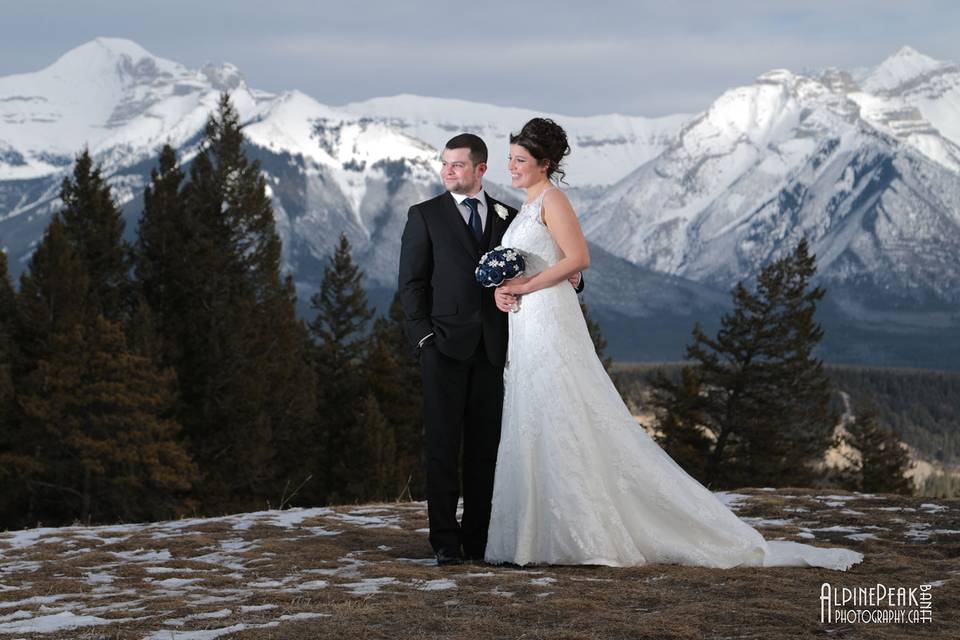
left=398, top=120, right=862, bottom=571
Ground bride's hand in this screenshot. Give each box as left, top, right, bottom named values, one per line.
left=494, top=286, right=518, bottom=312
left=500, top=276, right=532, bottom=296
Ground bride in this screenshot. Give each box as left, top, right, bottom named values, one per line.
left=486, top=118, right=862, bottom=570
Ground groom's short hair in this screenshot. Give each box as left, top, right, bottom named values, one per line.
left=445, top=134, right=487, bottom=166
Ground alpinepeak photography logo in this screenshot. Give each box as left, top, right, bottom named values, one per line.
left=820, top=582, right=933, bottom=624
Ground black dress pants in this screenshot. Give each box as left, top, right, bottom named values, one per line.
left=419, top=338, right=503, bottom=557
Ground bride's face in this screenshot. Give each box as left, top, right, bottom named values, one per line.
left=508, top=144, right=548, bottom=189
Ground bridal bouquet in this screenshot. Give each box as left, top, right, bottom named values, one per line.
left=475, top=246, right=525, bottom=287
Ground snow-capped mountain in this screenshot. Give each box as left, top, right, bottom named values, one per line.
left=0, top=38, right=262, bottom=182
left=2, top=38, right=960, bottom=366
left=341, top=95, right=687, bottom=188
left=860, top=46, right=960, bottom=145
left=582, top=57, right=960, bottom=330
left=0, top=38, right=682, bottom=286
left=0, top=38, right=267, bottom=268
left=0, top=39, right=443, bottom=292
left=847, top=47, right=960, bottom=174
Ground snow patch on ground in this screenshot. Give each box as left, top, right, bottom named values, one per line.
left=338, top=577, right=399, bottom=595
left=714, top=492, right=750, bottom=508
left=531, top=577, right=558, bottom=586
left=413, top=579, right=457, bottom=591
left=0, top=611, right=119, bottom=634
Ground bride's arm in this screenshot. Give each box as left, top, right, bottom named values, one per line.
left=500, top=190, right=589, bottom=296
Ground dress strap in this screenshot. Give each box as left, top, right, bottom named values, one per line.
left=537, top=186, right=559, bottom=204
left=533, top=186, right=559, bottom=225
left=524, top=186, right=559, bottom=208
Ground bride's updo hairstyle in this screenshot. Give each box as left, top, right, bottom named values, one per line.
left=510, top=118, right=571, bottom=184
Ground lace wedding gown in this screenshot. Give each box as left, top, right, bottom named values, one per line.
left=484, top=188, right=863, bottom=571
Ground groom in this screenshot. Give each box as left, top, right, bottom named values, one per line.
left=398, top=134, right=582, bottom=566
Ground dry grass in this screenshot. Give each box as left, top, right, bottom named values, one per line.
left=0, top=490, right=957, bottom=639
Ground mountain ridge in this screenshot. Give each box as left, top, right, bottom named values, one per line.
left=2, top=39, right=960, bottom=366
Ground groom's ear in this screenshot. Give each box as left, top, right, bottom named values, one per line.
left=475, top=161, right=487, bottom=180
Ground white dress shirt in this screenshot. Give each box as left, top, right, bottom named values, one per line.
left=450, top=188, right=488, bottom=232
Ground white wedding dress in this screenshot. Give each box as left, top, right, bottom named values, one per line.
left=485, top=188, right=863, bottom=571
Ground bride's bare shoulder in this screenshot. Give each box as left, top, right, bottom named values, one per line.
left=542, top=188, right=576, bottom=222
left=542, top=188, right=570, bottom=207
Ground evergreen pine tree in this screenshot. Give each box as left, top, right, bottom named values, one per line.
left=650, top=367, right=712, bottom=482
left=0, top=250, right=15, bottom=422
left=15, top=151, right=135, bottom=522
left=309, top=233, right=373, bottom=503
left=747, top=238, right=834, bottom=485
left=842, top=408, right=914, bottom=495
left=310, top=233, right=373, bottom=367
left=18, top=316, right=195, bottom=525
left=16, top=216, right=91, bottom=364
left=8, top=217, right=94, bottom=524
left=0, top=250, right=26, bottom=524
left=140, top=95, right=316, bottom=512
left=134, top=144, right=189, bottom=365
left=651, top=239, right=834, bottom=488
left=343, top=393, right=399, bottom=502
left=125, top=293, right=163, bottom=361
left=251, top=272, right=318, bottom=507
left=366, top=292, right=424, bottom=500
left=58, top=149, right=131, bottom=321
left=175, top=98, right=271, bottom=508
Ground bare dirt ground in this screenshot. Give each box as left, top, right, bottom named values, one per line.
left=0, top=489, right=957, bottom=639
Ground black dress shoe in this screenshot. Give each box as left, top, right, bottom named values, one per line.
left=462, top=548, right=486, bottom=564
left=435, top=548, right=464, bottom=566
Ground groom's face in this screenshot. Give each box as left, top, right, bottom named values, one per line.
left=441, top=147, right=486, bottom=195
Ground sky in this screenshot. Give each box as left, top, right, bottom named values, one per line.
left=2, top=0, right=959, bottom=117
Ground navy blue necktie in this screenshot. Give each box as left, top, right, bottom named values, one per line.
left=463, top=197, right=483, bottom=242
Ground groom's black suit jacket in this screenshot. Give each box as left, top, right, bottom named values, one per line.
left=398, top=191, right=517, bottom=368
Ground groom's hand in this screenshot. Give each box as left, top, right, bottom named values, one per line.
left=494, top=286, right=517, bottom=313
left=568, top=272, right=582, bottom=289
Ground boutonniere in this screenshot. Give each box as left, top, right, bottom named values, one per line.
left=494, top=203, right=509, bottom=220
